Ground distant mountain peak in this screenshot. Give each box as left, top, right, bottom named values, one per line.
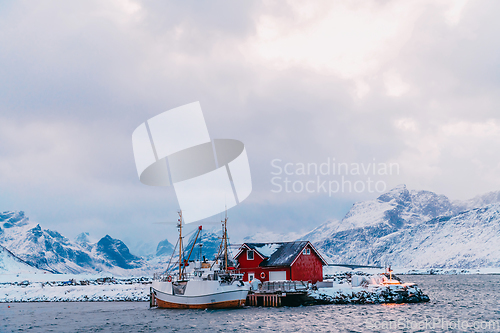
left=377, top=184, right=408, bottom=202
left=75, top=232, right=91, bottom=244
left=96, top=235, right=142, bottom=269
left=454, top=190, right=500, bottom=212
left=28, top=224, right=43, bottom=239
left=156, top=239, right=174, bottom=257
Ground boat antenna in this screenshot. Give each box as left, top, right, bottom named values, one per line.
left=224, top=206, right=228, bottom=272
left=178, top=210, right=183, bottom=280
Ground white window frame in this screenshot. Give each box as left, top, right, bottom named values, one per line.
left=303, top=248, right=311, bottom=255
left=247, top=250, right=254, bottom=260
left=269, top=271, right=287, bottom=281
left=248, top=273, right=255, bottom=281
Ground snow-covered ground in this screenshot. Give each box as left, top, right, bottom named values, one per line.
left=3, top=266, right=495, bottom=304
left=0, top=276, right=151, bottom=302
left=305, top=270, right=431, bottom=304
left=323, top=266, right=385, bottom=276
left=323, top=265, right=500, bottom=276
left=394, top=267, right=500, bottom=275
left=0, top=282, right=149, bottom=302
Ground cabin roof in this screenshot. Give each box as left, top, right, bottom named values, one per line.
left=241, top=241, right=327, bottom=267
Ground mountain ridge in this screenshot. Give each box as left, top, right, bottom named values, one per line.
left=3, top=185, right=500, bottom=274
left=0, top=212, right=144, bottom=274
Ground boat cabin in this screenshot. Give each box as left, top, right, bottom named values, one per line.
left=234, top=241, right=328, bottom=283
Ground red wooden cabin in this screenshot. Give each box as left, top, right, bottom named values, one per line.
left=234, top=241, right=328, bottom=283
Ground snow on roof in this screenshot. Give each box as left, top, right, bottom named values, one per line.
left=254, top=243, right=280, bottom=257
left=245, top=241, right=312, bottom=267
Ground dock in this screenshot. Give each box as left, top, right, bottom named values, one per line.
left=246, top=281, right=310, bottom=307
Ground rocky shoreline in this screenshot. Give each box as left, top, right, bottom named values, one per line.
left=307, top=283, right=430, bottom=305
left=1, top=273, right=430, bottom=305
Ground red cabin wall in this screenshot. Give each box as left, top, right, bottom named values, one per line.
left=238, top=267, right=291, bottom=282
left=235, top=248, right=265, bottom=282
left=290, top=246, right=324, bottom=283
left=236, top=248, right=264, bottom=269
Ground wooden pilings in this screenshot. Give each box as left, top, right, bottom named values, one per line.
left=150, top=287, right=157, bottom=308
left=246, top=293, right=282, bottom=307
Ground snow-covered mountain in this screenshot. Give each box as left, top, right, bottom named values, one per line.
left=304, top=185, right=500, bottom=269
left=184, top=226, right=222, bottom=261
left=159, top=225, right=238, bottom=262
left=156, top=239, right=174, bottom=257
left=3, top=184, right=500, bottom=274
left=300, top=219, right=340, bottom=245
left=0, top=211, right=143, bottom=273
left=453, top=190, right=500, bottom=212
left=95, top=235, right=143, bottom=269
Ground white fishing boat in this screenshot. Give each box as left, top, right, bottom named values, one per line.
left=151, top=211, right=250, bottom=309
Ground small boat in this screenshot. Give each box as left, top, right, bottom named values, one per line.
left=151, top=211, right=250, bottom=309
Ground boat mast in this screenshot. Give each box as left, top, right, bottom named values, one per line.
left=224, top=209, right=228, bottom=272
left=178, top=210, right=183, bottom=279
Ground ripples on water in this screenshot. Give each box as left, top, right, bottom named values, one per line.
left=2, top=275, right=500, bottom=332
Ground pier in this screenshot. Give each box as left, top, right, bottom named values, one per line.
left=246, top=281, right=310, bottom=307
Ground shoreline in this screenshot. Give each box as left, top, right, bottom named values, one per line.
left=2, top=271, right=498, bottom=304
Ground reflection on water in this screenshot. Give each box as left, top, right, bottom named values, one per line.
left=2, top=275, right=500, bottom=332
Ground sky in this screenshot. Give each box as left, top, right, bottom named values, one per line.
left=1, top=0, right=500, bottom=255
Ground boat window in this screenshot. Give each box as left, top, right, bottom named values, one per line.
left=247, top=250, right=254, bottom=260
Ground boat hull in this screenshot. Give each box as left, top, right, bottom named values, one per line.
left=152, top=280, right=249, bottom=309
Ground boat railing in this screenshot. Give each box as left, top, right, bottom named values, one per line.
left=154, top=272, right=200, bottom=281
left=260, top=281, right=308, bottom=293
left=153, top=270, right=246, bottom=282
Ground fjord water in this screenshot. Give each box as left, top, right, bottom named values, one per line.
left=2, top=275, right=500, bottom=332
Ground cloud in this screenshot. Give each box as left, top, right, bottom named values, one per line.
left=0, top=0, right=499, bottom=250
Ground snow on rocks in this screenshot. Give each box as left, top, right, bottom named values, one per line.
left=306, top=272, right=430, bottom=305
left=307, top=283, right=430, bottom=305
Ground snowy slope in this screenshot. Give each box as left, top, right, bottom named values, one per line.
left=300, top=219, right=340, bottom=244
left=0, top=245, right=42, bottom=274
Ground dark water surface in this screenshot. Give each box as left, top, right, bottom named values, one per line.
left=2, top=275, right=500, bottom=332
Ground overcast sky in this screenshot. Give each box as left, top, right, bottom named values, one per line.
left=1, top=0, right=500, bottom=254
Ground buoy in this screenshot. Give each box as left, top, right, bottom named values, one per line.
left=260, top=272, right=266, bottom=279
